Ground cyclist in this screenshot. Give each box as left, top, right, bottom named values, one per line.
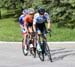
left=33, top=7, right=51, bottom=51
left=19, top=9, right=28, bottom=29
left=24, top=8, right=35, bottom=54
left=19, top=9, right=29, bottom=54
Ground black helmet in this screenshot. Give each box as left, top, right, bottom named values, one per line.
left=38, top=8, right=45, bottom=15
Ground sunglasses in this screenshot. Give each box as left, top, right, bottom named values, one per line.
left=29, top=12, right=35, bottom=15
left=40, top=12, right=44, bottom=15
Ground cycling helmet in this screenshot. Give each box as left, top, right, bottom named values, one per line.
left=22, top=9, right=28, bottom=15
left=28, top=8, right=35, bottom=14
left=38, top=8, right=45, bottom=15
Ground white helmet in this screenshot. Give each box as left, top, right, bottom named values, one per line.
left=28, top=8, right=35, bottom=14
left=22, top=9, right=28, bottom=15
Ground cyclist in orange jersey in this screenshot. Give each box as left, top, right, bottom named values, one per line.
left=23, top=8, right=35, bottom=54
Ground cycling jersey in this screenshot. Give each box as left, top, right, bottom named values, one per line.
left=24, top=15, right=33, bottom=23
left=24, top=15, right=33, bottom=27
left=33, top=12, right=50, bottom=36
left=33, top=12, right=50, bottom=24
left=19, top=15, right=25, bottom=26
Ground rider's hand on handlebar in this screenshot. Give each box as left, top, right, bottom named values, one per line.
left=47, top=29, right=52, bottom=37
left=34, top=32, right=37, bottom=36
left=48, top=29, right=51, bottom=33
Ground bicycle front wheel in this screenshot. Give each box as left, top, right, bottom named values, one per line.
left=37, top=50, right=44, bottom=61
left=45, top=43, right=52, bottom=62
left=37, top=43, right=45, bottom=61
left=22, top=39, right=28, bottom=56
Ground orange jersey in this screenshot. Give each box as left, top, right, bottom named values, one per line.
left=24, top=15, right=33, bottom=24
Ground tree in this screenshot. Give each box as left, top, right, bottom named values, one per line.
left=39, top=0, right=75, bottom=28
left=0, top=0, right=75, bottom=28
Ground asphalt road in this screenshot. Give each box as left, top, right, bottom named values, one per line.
left=0, top=42, right=75, bottom=67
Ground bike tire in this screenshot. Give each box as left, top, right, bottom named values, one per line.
left=22, top=40, right=28, bottom=56
left=45, top=43, right=52, bottom=62
left=37, top=51, right=44, bottom=61
left=32, top=36, right=37, bottom=58
left=37, top=44, right=45, bottom=61
left=29, top=47, right=36, bottom=58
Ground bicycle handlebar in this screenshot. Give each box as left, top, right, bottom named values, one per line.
left=33, top=30, right=52, bottom=38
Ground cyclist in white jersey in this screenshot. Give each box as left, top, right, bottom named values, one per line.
left=33, top=8, right=51, bottom=51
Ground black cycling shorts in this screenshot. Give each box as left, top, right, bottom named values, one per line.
left=27, top=22, right=33, bottom=27
left=36, top=23, right=47, bottom=33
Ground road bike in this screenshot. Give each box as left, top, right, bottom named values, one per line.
left=22, top=33, right=36, bottom=57
left=33, top=32, right=52, bottom=62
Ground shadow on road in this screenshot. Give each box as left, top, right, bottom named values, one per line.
left=51, top=48, right=75, bottom=62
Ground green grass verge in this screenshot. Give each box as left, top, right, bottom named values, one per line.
left=0, top=18, right=75, bottom=42
left=0, top=18, right=22, bottom=42
left=47, top=23, right=75, bottom=41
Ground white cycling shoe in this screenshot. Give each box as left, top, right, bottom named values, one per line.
left=24, top=45, right=28, bottom=55
left=30, top=44, right=33, bottom=48
left=24, top=49, right=28, bottom=55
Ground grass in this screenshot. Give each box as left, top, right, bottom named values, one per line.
left=47, top=23, right=75, bottom=41
left=0, top=18, right=75, bottom=42
left=0, top=18, right=22, bottom=42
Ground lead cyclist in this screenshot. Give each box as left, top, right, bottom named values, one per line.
left=33, top=7, right=52, bottom=51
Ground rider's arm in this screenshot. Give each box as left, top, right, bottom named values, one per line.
left=33, top=15, right=37, bottom=32
left=19, top=15, right=24, bottom=29
left=47, top=18, right=51, bottom=30
left=46, top=13, right=51, bottom=30
left=24, top=17, right=28, bottom=32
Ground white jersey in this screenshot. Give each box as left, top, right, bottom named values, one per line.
left=33, top=12, right=50, bottom=24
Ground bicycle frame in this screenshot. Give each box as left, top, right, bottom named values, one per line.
left=34, top=32, right=52, bottom=62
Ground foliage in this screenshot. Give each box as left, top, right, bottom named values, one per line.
left=0, top=0, right=75, bottom=28
left=36, top=0, right=75, bottom=28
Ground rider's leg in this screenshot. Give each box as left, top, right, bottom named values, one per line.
left=42, top=29, right=47, bottom=55
left=28, top=27, right=33, bottom=40
left=36, top=29, right=40, bottom=44
left=28, top=27, right=33, bottom=48
left=23, top=34, right=28, bottom=54
left=22, top=29, right=28, bottom=54
left=42, top=33, right=47, bottom=42
left=42, top=28, right=47, bottom=42
left=36, top=29, right=42, bottom=51
left=23, top=33, right=27, bottom=49
left=22, top=29, right=27, bottom=48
